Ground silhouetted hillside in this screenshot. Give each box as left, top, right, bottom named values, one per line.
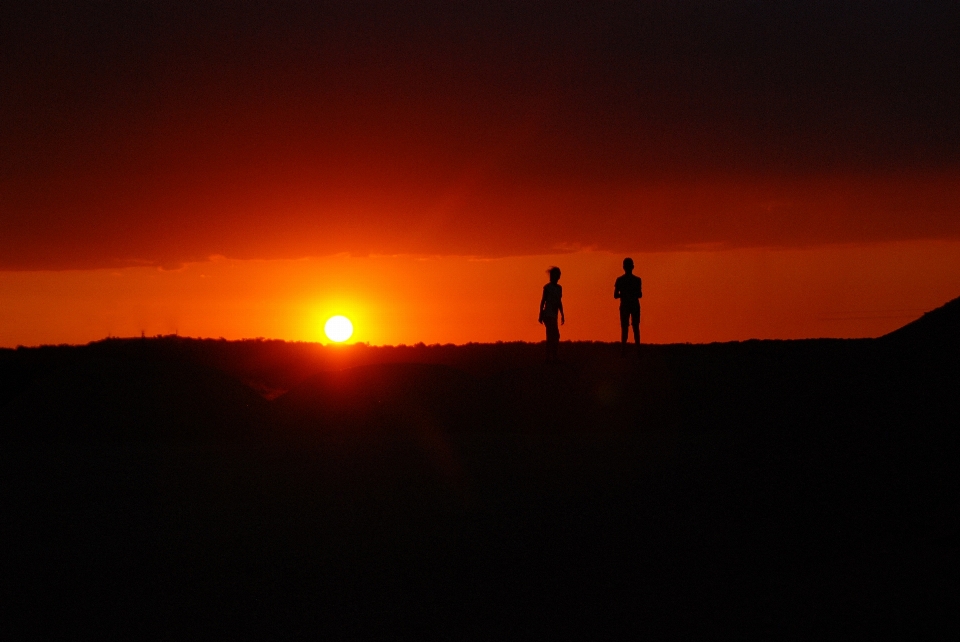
left=884, top=294, right=960, bottom=348
left=275, top=362, right=482, bottom=436
left=1, top=342, right=268, bottom=442
left=3, top=299, right=959, bottom=637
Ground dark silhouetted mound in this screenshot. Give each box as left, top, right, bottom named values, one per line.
left=2, top=346, right=268, bottom=442
left=481, top=361, right=605, bottom=432
left=879, top=295, right=960, bottom=426
left=4, top=303, right=960, bottom=638
left=884, top=295, right=960, bottom=345
left=274, top=362, right=481, bottom=435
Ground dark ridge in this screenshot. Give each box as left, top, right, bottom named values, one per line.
left=274, top=362, right=482, bottom=438
left=1, top=340, right=269, bottom=443
left=883, top=295, right=960, bottom=347
left=3, top=297, right=959, bottom=636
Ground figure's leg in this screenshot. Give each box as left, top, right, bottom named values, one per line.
left=619, top=309, right=629, bottom=355
left=546, top=319, right=560, bottom=360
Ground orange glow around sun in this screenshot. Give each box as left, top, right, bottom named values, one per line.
left=3, top=3, right=959, bottom=351
left=2, top=241, right=960, bottom=348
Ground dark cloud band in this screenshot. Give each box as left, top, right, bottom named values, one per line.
left=2, top=1, right=958, bottom=269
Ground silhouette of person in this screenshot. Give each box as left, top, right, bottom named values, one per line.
left=539, top=266, right=565, bottom=360
left=614, top=257, right=642, bottom=355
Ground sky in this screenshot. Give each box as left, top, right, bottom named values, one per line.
left=2, top=1, right=959, bottom=346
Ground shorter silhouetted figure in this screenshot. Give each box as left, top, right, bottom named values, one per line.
left=614, top=257, right=642, bottom=356
left=539, top=266, right=565, bottom=361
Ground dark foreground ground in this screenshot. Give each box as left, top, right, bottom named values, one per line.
left=3, top=299, right=959, bottom=638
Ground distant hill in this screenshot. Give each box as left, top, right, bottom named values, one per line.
left=884, top=295, right=960, bottom=348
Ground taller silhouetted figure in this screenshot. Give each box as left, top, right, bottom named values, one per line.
left=539, top=266, right=564, bottom=361
left=614, top=257, right=642, bottom=356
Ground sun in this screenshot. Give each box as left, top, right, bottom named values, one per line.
left=324, top=315, right=354, bottom=342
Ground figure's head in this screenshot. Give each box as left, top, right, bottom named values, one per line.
left=547, top=266, right=561, bottom=283
left=623, top=257, right=634, bottom=272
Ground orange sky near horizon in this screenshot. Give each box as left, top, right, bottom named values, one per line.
left=3, top=3, right=959, bottom=339
left=3, top=241, right=959, bottom=348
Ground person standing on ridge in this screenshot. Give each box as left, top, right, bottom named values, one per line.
left=539, top=266, right=564, bottom=361
left=614, top=258, right=642, bottom=356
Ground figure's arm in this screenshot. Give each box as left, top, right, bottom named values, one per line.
left=614, top=281, right=621, bottom=299
left=638, top=278, right=642, bottom=298
left=559, top=299, right=565, bottom=325
left=538, top=290, right=546, bottom=323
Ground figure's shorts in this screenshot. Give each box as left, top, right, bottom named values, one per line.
left=619, top=304, right=640, bottom=328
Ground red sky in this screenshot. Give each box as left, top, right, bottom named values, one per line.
left=2, top=2, right=959, bottom=345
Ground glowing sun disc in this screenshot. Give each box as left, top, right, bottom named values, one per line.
left=324, top=315, right=354, bottom=342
